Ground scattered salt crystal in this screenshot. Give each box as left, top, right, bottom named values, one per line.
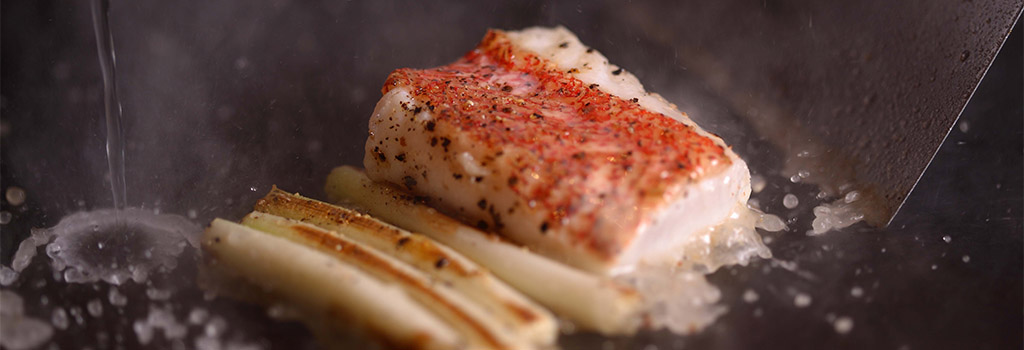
left=833, top=317, right=854, bottom=334
left=51, top=308, right=69, bottom=330
left=783, top=194, right=799, bottom=209
left=942, top=235, right=952, bottom=243
left=742, top=289, right=759, bottom=303
left=962, top=255, right=971, bottom=263
left=797, top=170, right=810, bottom=179
left=850, top=286, right=864, bottom=298
left=958, top=121, right=969, bottom=133
left=794, top=293, right=812, bottom=307
left=87, top=299, right=104, bottom=317
left=789, top=175, right=802, bottom=183
left=931, top=264, right=938, bottom=270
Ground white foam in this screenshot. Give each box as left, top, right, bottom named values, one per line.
left=808, top=194, right=865, bottom=235
left=616, top=264, right=725, bottom=334
left=41, top=208, right=199, bottom=285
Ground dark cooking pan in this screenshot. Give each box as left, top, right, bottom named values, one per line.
left=1, top=1, right=1021, bottom=349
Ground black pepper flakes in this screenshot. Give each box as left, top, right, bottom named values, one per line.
left=395, top=153, right=406, bottom=162
left=531, top=113, right=544, bottom=120
left=508, top=176, right=518, bottom=187
left=441, top=138, right=451, bottom=152
left=413, top=106, right=422, bottom=114
left=558, top=42, right=569, bottom=48
left=374, top=147, right=387, bottom=162
left=501, top=85, right=513, bottom=92
left=540, top=222, right=549, bottom=234
left=396, top=237, right=411, bottom=247
left=501, top=107, right=513, bottom=113
left=425, top=121, right=436, bottom=131
left=588, top=84, right=599, bottom=89
left=630, top=97, right=639, bottom=103
left=586, top=48, right=594, bottom=53
left=477, top=199, right=487, bottom=210
left=403, top=176, right=417, bottom=189
left=612, top=68, right=623, bottom=75
left=435, top=257, right=449, bottom=269
left=453, top=173, right=463, bottom=180
left=476, top=221, right=489, bottom=230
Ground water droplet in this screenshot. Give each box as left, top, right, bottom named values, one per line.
left=794, top=293, right=812, bottom=307
left=833, top=316, right=854, bottom=334
left=742, top=289, right=759, bottom=303
left=783, top=194, right=799, bottom=209
left=87, top=299, right=104, bottom=317
left=750, top=175, right=766, bottom=193
left=5, top=187, right=26, bottom=206
left=51, top=308, right=69, bottom=330
left=850, top=286, right=864, bottom=297
left=942, top=235, right=952, bottom=243
left=962, top=255, right=970, bottom=263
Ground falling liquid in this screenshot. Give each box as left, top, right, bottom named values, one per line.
left=91, top=0, right=127, bottom=210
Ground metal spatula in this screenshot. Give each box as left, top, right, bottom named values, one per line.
left=616, top=0, right=1022, bottom=225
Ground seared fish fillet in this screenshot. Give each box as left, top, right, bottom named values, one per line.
left=365, top=26, right=750, bottom=274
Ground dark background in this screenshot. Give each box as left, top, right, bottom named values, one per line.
left=2, top=1, right=1021, bottom=349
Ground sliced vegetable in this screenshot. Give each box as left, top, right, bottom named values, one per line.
left=202, top=219, right=462, bottom=350
left=240, top=212, right=533, bottom=350
left=325, top=166, right=642, bottom=334
left=253, top=188, right=557, bottom=345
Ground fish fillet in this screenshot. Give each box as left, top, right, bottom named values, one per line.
left=364, top=26, right=750, bottom=274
